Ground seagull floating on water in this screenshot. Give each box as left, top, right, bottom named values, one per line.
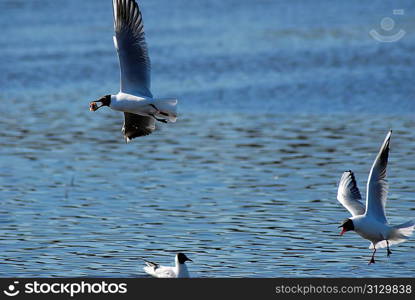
left=337, top=130, right=414, bottom=264
left=90, top=0, right=178, bottom=142
left=143, top=253, right=192, bottom=278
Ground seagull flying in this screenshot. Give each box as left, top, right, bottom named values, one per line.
left=90, top=0, right=178, bottom=142
left=143, top=253, right=192, bottom=278
left=337, top=130, right=414, bottom=264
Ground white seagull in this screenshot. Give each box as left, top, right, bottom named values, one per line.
left=90, top=0, right=178, bottom=142
left=337, top=130, right=414, bottom=264
left=143, top=253, right=192, bottom=278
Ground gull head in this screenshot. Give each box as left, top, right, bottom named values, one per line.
left=177, top=253, right=192, bottom=264
left=90, top=95, right=111, bottom=111
left=338, top=218, right=354, bottom=235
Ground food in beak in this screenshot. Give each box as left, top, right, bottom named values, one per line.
left=340, top=227, right=346, bottom=236
left=89, top=102, right=98, bottom=111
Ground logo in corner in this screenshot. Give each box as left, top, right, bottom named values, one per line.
left=369, top=9, right=406, bottom=42
left=3, top=281, right=20, bottom=297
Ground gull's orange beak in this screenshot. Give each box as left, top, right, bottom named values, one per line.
left=340, top=227, right=346, bottom=236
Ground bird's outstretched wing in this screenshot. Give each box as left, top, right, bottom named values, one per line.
left=113, top=0, right=152, bottom=97
left=365, top=130, right=391, bottom=223
left=122, top=113, right=155, bottom=142
left=337, top=170, right=365, bottom=216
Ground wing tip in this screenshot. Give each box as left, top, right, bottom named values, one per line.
left=123, top=130, right=153, bottom=142
left=380, top=130, right=392, bottom=155
left=341, top=170, right=355, bottom=181
left=143, top=258, right=159, bottom=270
left=386, top=129, right=392, bottom=141
left=122, top=114, right=155, bottom=142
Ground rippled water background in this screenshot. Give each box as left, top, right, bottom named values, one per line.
left=1, top=0, right=415, bottom=277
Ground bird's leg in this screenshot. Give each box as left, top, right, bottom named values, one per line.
left=386, top=240, right=392, bottom=257
left=368, top=247, right=376, bottom=265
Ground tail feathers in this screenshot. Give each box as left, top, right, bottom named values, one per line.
left=153, top=98, right=178, bottom=123
left=370, top=220, right=415, bottom=249
left=394, top=220, right=415, bottom=239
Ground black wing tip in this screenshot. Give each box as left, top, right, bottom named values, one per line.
left=123, top=128, right=153, bottom=142
left=143, top=259, right=159, bottom=269
left=342, top=170, right=357, bottom=183
left=114, top=0, right=142, bottom=19
left=339, top=169, right=362, bottom=200
left=340, top=170, right=358, bottom=187
left=123, top=131, right=153, bottom=142
left=343, top=170, right=355, bottom=177
left=122, top=114, right=155, bottom=142
left=349, top=171, right=357, bottom=184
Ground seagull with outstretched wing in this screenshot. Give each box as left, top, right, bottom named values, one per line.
left=90, top=0, right=178, bottom=142
left=337, top=131, right=414, bottom=264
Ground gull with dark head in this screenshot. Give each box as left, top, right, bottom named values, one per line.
left=143, top=253, right=192, bottom=278
left=337, top=130, right=414, bottom=264
left=90, top=0, right=178, bottom=142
